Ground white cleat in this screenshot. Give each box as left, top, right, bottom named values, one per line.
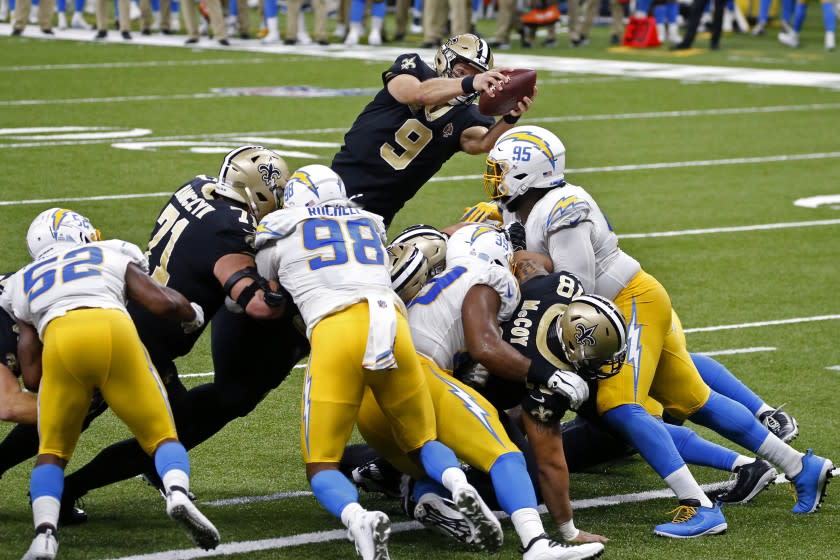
left=166, top=488, right=220, bottom=550
left=826, top=31, right=836, bottom=51
left=344, top=26, right=360, bottom=46
left=778, top=30, right=799, bottom=48
left=333, top=22, right=346, bottom=38
left=521, top=534, right=604, bottom=560
left=22, top=528, right=58, bottom=560
left=368, top=29, right=382, bottom=45
left=347, top=510, right=391, bottom=560
left=413, top=492, right=474, bottom=545
left=296, top=30, right=313, bottom=44
left=451, top=483, right=503, bottom=552
left=261, top=31, right=279, bottom=43
left=57, top=12, right=68, bottom=28
left=169, top=13, right=180, bottom=31
left=71, top=12, right=92, bottom=29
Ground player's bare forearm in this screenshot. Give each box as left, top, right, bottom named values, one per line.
left=215, top=253, right=286, bottom=320
left=125, top=263, right=195, bottom=322
left=17, top=321, right=43, bottom=393
left=513, top=252, right=553, bottom=284
left=0, top=365, right=36, bottom=424
left=523, top=414, right=575, bottom=523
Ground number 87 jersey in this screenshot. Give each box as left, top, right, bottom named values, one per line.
left=7, top=240, right=148, bottom=337
left=255, top=205, right=398, bottom=337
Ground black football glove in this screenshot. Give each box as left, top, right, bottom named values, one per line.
left=505, top=222, right=527, bottom=252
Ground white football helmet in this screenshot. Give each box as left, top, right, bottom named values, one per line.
left=434, top=33, right=493, bottom=105
left=26, top=208, right=101, bottom=259
left=390, top=224, right=448, bottom=276
left=484, top=126, right=567, bottom=211
left=558, top=294, right=627, bottom=380
left=445, top=223, right=512, bottom=269
left=388, top=243, right=430, bottom=303
left=282, top=165, right=347, bottom=209
left=215, top=146, right=289, bottom=221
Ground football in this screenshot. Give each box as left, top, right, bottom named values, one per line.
left=478, top=68, right=537, bottom=117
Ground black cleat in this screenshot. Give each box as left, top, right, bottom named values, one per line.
left=717, top=459, right=778, bottom=504
left=11, top=28, right=23, bottom=36
left=759, top=406, right=799, bottom=443
left=59, top=498, right=88, bottom=526
left=94, top=29, right=107, bottom=39
left=218, top=38, right=230, bottom=46
left=185, top=37, right=199, bottom=44
left=121, top=30, right=132, bottom=39
left=351, top=458, right=402, bottom=498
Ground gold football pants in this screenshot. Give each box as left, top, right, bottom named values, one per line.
left=596, top=270, right=710, bottom=420
left=301, top=303, right=437, bottom=464
left=357, top=355, right=518, bottom=478
left=38, top=309, right=177, bottom=460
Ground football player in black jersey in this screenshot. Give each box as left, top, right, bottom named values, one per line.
left=331, top=34, right=536, bottom=227
left=52, top=146, right=309, bottom=520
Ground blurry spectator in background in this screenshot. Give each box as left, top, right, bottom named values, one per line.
left=488, top=0, right=517, bottom=48
left=93, top=0, right=132, bottom=38
left=287, top=0, right=328, bottom=44
left=56, top=0, right=93, bottom=28
left=673, top=0, right=724, bottom=49
left=11, top=0, right=54, bottom=34
left=777, top=0, right=836, bottom=50
left=182, top=0, right=229, bottom=44
left=344, top=0, right=385, bottom=45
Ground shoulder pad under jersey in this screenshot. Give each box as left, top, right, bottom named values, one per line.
left=97, top=239, right=149, bottom=272
left=254, top=209, right=302, bottom=249
left=472, top=265, right=521, bottom=322
left=542, top=192, right=592, bottom=234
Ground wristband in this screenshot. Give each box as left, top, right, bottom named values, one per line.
left=461, top=75, right=476, bottom=95
left=503, top=114, right=520, bottom=124
left=558, top=519, right=579, bottom=541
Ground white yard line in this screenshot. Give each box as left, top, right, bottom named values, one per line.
left=104, top=481, right=731, bottom=560
left=0, top=58, right=271, bottom=72
left=2, top=24, right=839, bottom=90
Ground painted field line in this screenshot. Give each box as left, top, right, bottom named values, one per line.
left=696, top=346, right=777, bottom=356
left=0, top=58, right=271, bottom=72
left=106, top=482, right=730, bottom=560
left=180, top=364, right=305, bottom=379
left=684, top=314, right=840, bottom=333
left=618, top=218, right=840, bottom=239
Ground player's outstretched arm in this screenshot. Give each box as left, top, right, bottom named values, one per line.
left=125, top=263, right=199, bottom=324
left=460, top=87, right=537, bottom=155
left=0, top=361, right=36, bottom=423
left=387, top=70, right=509, bottom=108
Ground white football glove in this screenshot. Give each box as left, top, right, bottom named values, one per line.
left=181, top=302, right=205, bottom=334
left=546, top=369, right=589, bottom=410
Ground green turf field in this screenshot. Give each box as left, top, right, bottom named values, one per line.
left=0, top=26, right=839, bottom=560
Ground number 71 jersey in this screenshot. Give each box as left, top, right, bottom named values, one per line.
left=7, top=240, right=148, bottom=337
left=255, top=205, right=397, bottom=336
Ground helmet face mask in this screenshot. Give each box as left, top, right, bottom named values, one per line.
left=484, top=126, right=567, bottom=211
left=26, top=208, right=101, bottom=259
left=558, top=294, right=628, bottom=380
left=434, top=34, right=493, bottom=106
left=215, top=146, right=289, bottom=221
left=446, top=223, right=512, bottom=270
left=388, top=243, right=430, bottom=303
left=282, top=165, right=347, bottom=209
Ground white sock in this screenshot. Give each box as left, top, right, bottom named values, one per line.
left=265, top=15, right=278, bottom=35
left=440, top=466, right=467, bottom=492
left=755, top=403, right=774, bottom=418
left=370, top=15, right=383, bottom=32
left=162, top=469, right=190, bottom=494
left=664, top=465, right=713, bottom=508
left=510, top=507, right=545, bottom=548
left=340, top=501, right=364, bottom=527
left=32, top=496, right=60, bottom=530
left=757, top=434, right=803, bottom=477
left=732, top=455, right=754, bottom=471
left=297, top=11, right=306, bottom=32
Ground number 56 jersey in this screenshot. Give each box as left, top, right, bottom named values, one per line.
left=6, top=240, right=148, bottom=337
left=255, top=205, right=400, bottom=336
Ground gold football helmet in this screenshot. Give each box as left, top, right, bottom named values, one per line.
left=215, top=146, right=289, bottom=221
left=558, top=294, right=627, bottom=380
left=390, top=224, right=448, bottom=276
left=434, top=34, right=493, bottom=105
left=388, top=243, right=430, bottom=303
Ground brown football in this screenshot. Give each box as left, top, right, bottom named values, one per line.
left=478, top=68, right=537, bottom=117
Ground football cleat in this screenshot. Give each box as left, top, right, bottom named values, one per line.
left=22, top=527, right=58, bottom=560
left=717, top=459, right=778, bottom=504
left=451, top=483, right=503, bottom=552
left=58, top=503, right=88, bottom=527
left=790, top=449, right=834, bottom=514
left=759, top=406, right=799, bottom=443
left=777, top=30, right=799, bottom=48
left=166, top=488, right=220, bottom=550
left=413, top=492, right=474, bottom=545
left=346, top=510, right=391, bottom=560
left=520, top=534, right=604, bottom=560
left=653, top=500, right=727, bottom=538
left=351, top=459, right=403, bottom=498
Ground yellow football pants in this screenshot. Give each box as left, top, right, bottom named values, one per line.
left=357, top=355, right=518, bottom=479
left=38, top=309, right=177, bottom=461
left=596, top=270, right=710, bottom=420
left=301, top=302, right=437, bottom=464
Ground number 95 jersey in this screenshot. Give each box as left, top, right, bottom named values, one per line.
left=6, top=240, right=148, bottom=337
